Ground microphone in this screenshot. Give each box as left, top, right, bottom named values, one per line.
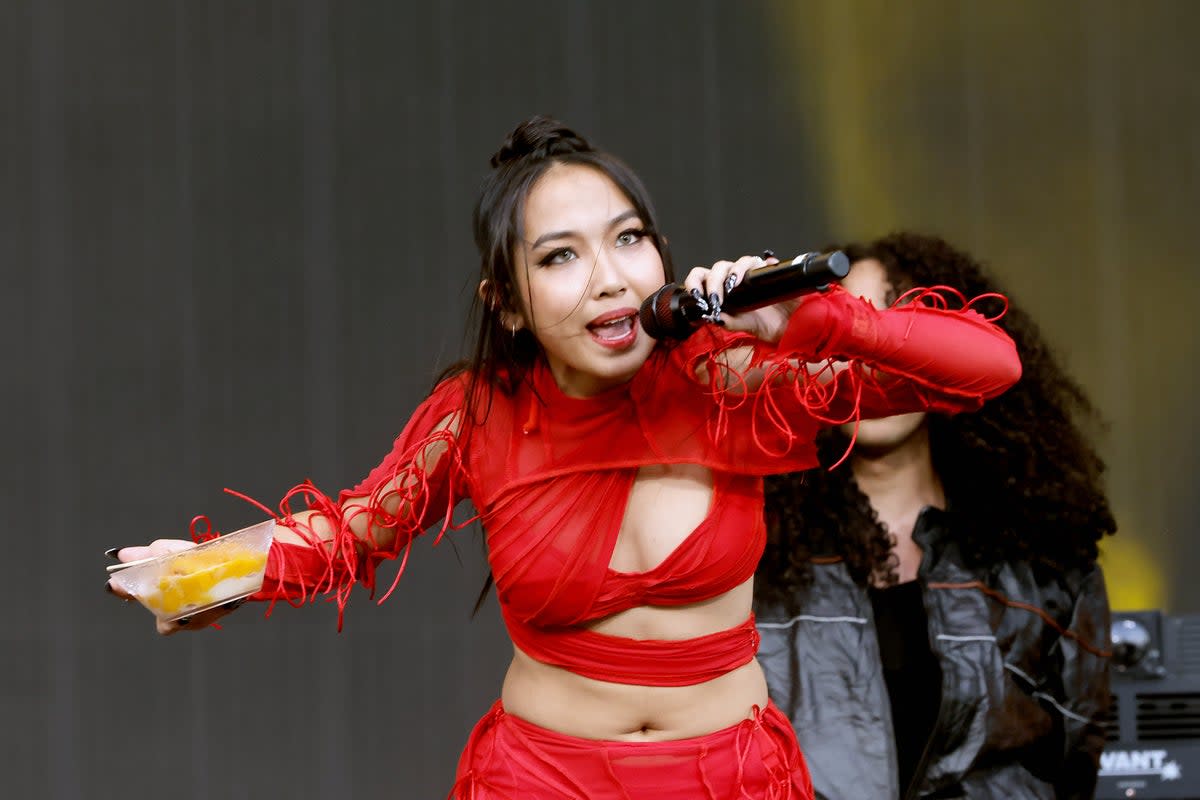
left=639, top=250, right=851, bottom=340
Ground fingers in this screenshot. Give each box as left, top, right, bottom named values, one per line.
left=104, top=539, right=198, bottom=602
left=155, top=603, right=236, bottom=636
left=682, top=254, right=776, bottom=310
left=103, top=538, right=248, bottom=636
left=105, top=578, right=133, bottom=601
left=157, top=609, right=220, bottom=636
left=111, top=539, right=196, bottom=563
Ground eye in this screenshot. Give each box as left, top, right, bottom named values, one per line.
left=538, top=247, right=577, bottom=267
left=615, top=228, right=646, bottom=247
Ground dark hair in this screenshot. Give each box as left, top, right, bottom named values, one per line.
left=450, top=116, right=673, bottom=614
left=446, top=115, right=673, bottom=423
left=755, top=232, right=1117, bottom=611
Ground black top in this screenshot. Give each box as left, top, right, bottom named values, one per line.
left=870, top=579, right=943, bottom=796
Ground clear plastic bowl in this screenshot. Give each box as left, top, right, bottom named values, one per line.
left=110, top=520, right=275, bottom=622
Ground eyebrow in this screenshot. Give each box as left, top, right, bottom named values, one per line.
left=528, top=209, right=641, bottom=250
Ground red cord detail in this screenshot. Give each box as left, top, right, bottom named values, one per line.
left=927, top=580, right=1113, bottom=658
left=682, top=286, right=1017, bottom=474
left=209, top=424, right=474, bottom=631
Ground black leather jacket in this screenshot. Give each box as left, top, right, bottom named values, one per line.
left=756, top=507, right=1112, bottom=800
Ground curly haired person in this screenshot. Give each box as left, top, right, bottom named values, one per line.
left=756, top=232, right=1116, bottom=800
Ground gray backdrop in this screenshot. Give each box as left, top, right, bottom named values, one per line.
left=6, top=1, right=1198, bottom=798
left=6, top=2, right=826, bottom=798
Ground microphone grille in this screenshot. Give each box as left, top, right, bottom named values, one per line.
left=639, top=285, right=682, bottom=340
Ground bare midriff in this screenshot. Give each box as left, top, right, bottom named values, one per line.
left=500, top=576, right=767, bottom=741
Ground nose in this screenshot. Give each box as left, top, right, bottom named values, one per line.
left=590, top=245, right=627, bottom=298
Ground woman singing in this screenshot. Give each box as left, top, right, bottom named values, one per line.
left=108, top=119, right=1021, bottom=799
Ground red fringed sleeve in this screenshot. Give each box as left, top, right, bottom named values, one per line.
left=242, top=286, right=1019, bottom=627
left=776, top=284, right=1021, bottom=420
left=678, top=284, right=1021, bottom=462
left=249, top=377, right=471, bottom=627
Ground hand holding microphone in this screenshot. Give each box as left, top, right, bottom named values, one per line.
left=639, top=250, right=851, bottom=340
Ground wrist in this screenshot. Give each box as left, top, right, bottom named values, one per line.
left=777, top=292, right=839, bottom=358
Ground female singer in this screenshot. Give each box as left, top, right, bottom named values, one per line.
left=108, top=119, right=1021, bottom=799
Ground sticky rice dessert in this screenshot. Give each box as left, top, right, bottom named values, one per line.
left=144, top=544, right=269, bottom=616
left=111, top=520, right=275, bottom=622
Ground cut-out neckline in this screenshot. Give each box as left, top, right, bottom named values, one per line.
left=604, top=470, right=720, bottom=578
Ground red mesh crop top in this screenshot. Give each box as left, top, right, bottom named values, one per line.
left=248, top=286, right=1021, bottom=686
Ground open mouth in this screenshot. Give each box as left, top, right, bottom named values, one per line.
left=587, top=311, right=639, bottom=349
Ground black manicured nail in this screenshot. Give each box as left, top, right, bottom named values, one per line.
left=176, top=617, right=191, bottom=627
left=724, top=274, right=738, bottom=293
left=104, top=547, right=127, bottom=560
left=709, top=292, right=720, bottom=309
left=690, top=288, right=710, bottom=311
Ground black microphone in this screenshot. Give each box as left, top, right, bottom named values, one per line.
left=639, top=250, right=851, bottom=340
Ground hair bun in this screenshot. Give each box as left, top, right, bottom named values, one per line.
left=490, top=115, right=593, bottom=168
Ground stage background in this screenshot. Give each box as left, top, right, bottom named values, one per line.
left=5, top=1, right=1197, bottom=797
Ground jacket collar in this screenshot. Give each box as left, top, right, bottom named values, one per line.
left=912, top=504, right=953, bottom=551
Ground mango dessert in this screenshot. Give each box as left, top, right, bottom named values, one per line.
left=144, top=544, right=268, bottom=616
left=110, top=519, right=276, bottom=622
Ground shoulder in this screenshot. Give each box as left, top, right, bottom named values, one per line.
left=974, top=557, right=1106, bottom=633
left=430, top=372, right=468, bottom=400
left=412, top=373, right=470, bottom=420
left=405, top=372, right=498, bottom=441
left=1057, top=562, right=1108, bottom=605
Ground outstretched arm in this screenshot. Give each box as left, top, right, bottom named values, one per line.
left=109, top=376, right=470, bottom=634
left=251, top=378, right=469, bottom=621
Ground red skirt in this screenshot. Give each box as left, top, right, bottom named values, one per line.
left=451, top=700, right=813, bottom=799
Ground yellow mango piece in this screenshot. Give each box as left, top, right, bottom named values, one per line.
left=144, top=546, right=268, bottom=614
